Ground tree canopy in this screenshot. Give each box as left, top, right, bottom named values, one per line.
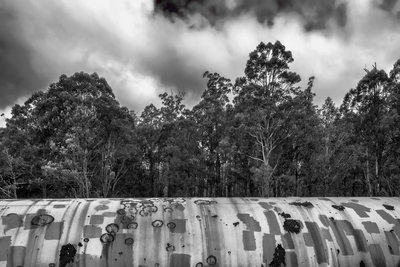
left=1, top=42, right=400, bottom=198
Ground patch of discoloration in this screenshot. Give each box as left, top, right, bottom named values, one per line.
left=332, top=205, right=345, bottom=211
left=303, top=233, right=313, bottom=246
left=45, top=221, right=64, bottom=240
left=264, top=210, right=281, bottom=234
left=94, top=204, right=109, bottom=211
left=376, top=210, right=397, bottom=224
left=269, top=244, right=286, bottom=266
left=329, top=220, right=354, bottom=255
left=353, top=229, right=368, bottom=252
left=318, top=197, right=331, bottom=201
left=170, top=253, right=191, bottom=267
left=383, top=204, right=395, bottom=210
left=281, top=233, right=294, bottom=249
left=59, top=244, right=77, bottom=267
left=369, top=244, right=387, bottom=267
left=362, top=221, right=380, bottom=234
left=168, top=219, right=186, bottom=233
left=290, top=201, right=313, bottom=208
left=321, top=228, right=333, bottom=241
left=341, top=202, right=370, bottom=217
left=2, top=213, right=23, bottom=233
left=7, top=246, right=26, bottom=266
left=385, top=231, right=400, bottom=255
left=83, top=225, right=102, bottom=238
left=53, top=204, right=66, bottom=208
left=89, top=214, right=104, bottom=224
left=305, top=221, right=328, bottom=264
left=285, top=251, right=298, bottom=267
left=237, top=213, right=261, bottom=232
left=262, top=234, right=275, bottom=265
left=242, top=230, right=256, bottom=250
left=259, top=202, right=273, bottom=210
left=0, top=236, right=11, bottom=261
left=283, top=219, right=302, bottom=234
left=102, top=211, right=116, bottom=217
left=319, top=215, right=330, bottom=227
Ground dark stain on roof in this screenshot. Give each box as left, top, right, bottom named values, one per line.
left=376, top=209, right=397, bottom=224
left=369, top=244, right=387, bottom=267
left=170, top=253, right=191, bottom=267
left=264, top=211, right=281, bottom=234
left=44, top=221, right=64, bottom=240
left=341, top=202, right=371, bottom=217
left=242, top=230, right=256, bottom=251
left=362, top=221, right=380, bottom=234
left=2, top=213, right=23, bottom=233
left=385, top=231, right=400, bottom=255
left=237, top=213, right=261, bottom=232
left=262, top=233, right=275, bottom=265
left=383, top=204, right=395, bottom=211
left=290, top=201, right=313, bottom=208
left=305, top=221, right=328, bottom=264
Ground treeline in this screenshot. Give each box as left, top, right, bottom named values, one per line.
left=1, top=41, right=400, bottom=198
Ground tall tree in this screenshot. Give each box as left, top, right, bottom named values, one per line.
left=233, top=41, right=301, bottom=197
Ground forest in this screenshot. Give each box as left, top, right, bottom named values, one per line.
left=1, top=40, right=400, bottom=199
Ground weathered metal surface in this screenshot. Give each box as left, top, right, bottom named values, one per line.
left=0, top=197, right=400, bottom=266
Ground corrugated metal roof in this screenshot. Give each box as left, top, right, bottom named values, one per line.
left=0, top=197, right=399, bottom=266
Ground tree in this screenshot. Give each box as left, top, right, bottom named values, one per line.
left=233, top=41, right=301, bottom=197
left=5, top=72, right=134, bottom=197
left=340, top=64, right=391, bottom=196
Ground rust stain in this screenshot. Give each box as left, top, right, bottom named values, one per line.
left=259, top=202, right=273, bottom=210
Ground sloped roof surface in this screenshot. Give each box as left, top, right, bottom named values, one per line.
left=0, top=197, right=399, bottom=266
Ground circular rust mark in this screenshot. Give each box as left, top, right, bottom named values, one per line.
left=100, top=233, right=114, bottom=243
left=49, top=264, right=55, bottom=267
left=195, top=263, right=204, bottom=267
left=152, top=220, right=164, bottom=228
left=167, top=222, right=176, bottom=229
left=164, top=207, right=173, bottom=212
left=106, top=223, right=119, bottom=234
left=125, top=238, right=134, bottom=245
left=121, top=214, right=135, bottom=224
left=206, top=255, right=217, bottom=265
left=83, top=238, right=89, bottom=242
left=31, top=214, right=54, bottom=226
left=127, top=222, right=138, bottom=229
left=166, top=243, right=175, bottom=252
left=117, top=209, right=126, bottom=216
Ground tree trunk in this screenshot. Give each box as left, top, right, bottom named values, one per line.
left=366, top=148, right=373, bottom=196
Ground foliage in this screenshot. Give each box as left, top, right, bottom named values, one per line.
left=1, top=42, right=400, bottom=198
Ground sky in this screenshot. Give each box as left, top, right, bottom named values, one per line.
left=1, top=0, right=400, bottom=127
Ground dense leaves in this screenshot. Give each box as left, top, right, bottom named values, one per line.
left=1, top=42, right=400, bottom=198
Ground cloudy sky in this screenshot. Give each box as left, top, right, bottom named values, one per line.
left=1, top=0, right=400, bottom=127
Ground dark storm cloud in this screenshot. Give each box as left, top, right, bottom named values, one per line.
left=0, top=5, right=46, bottom=108
left=154, top=0, right=348, bottom=31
